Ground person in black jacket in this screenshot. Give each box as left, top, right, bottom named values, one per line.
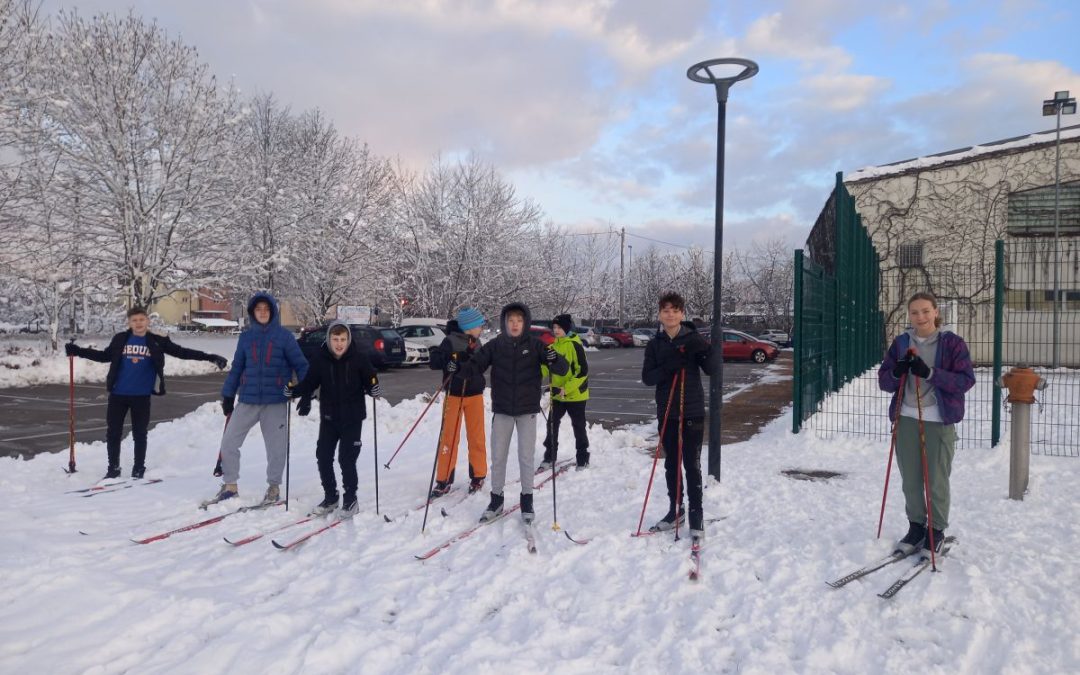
left=455, top=302, right=568, bottom=524
left=640, top=292, right=711, bottom=538
left=64, top=306, right=228, bottom=479
left=427, top=309, right=488, bottom=498
left=285, top=321, right=380, bottom=516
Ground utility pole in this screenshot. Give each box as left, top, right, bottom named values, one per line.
left=619, top=227, right=626, bottom=326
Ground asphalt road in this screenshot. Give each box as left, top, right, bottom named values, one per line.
left=0, top=348, right=775, bottom=460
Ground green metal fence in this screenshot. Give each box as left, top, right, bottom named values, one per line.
left=794, top=211, right=1080, bottom=456
left=792, top=172, right=882, bottom=433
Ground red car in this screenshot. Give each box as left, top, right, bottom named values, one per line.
left=595, top=326, right=635, bottom=348
left=718, top=329, right=779, bottom=363
left=528, top=325, right=555, bottom=345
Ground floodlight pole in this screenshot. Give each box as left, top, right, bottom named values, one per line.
left=1044, top=90, right=1076, bottom=368
left=687, top=58, right=758, bottom=481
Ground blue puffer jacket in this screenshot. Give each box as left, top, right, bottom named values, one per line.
left=222, top=292, right=309, bottom=405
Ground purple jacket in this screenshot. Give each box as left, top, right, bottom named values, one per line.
left=877, top=331, right=975, bottom=425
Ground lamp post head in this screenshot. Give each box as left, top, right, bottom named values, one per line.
left=1044, top=90, right=1077, bottom=116
left=687, top=58, right=758, bottom=103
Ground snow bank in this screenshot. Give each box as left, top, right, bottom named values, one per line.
left=0, top=335, right=238, bottom=389
left=0, top=392, right=1076, bottom=673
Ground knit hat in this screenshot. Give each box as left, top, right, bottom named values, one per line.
left=456, top=307, right=485, bottom=331
left=553, top=314, right=573, bottom=334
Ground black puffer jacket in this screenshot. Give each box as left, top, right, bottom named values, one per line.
left=70, top=330, right=220, bottom=396
left=290, top=340, right=379, bottom=423
left=465, top=302, right=569, bottom=416
left=641, top=322, right=712, bottom=421
left=429, top=320, right=486, bottom=397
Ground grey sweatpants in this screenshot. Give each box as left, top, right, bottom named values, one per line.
left=895, top=415, right=956, bottom=530
left=219, top=402, right=289, bottom=486
left=490, top=413, right=538, bottom=496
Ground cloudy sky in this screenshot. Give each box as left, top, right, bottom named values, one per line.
left=41, top=0, right=1080, bottom=253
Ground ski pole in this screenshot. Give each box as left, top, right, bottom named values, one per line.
left=214, top=414, right=231, bottom=477
left=285, top=397, right=292, bottom=512
left=877, top=359, right=911, bottom=538
left=673, top=367, right=686, bottom=542
left=66, top=350, right=77, bottom=474
left=371, top=376, right=380, bottom=516
left=384, top=372, right=453, bottom=469
left=914, top=372, right=937, bottom=571
left=421, top=358, right=460, bottom=533
left=550, top=384, right=559, bottom=531
left=633, top=370, right=680, bottom=537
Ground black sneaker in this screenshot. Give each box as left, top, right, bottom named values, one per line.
left=468, top=477, right=485, bottom=494
left=313, top=493, right=339, bottom=516
left=894, top=521, right=926, bottom=555
left=104, top=465, right=121, bottom=479
left=923, top=528, right=945, bottom=555
left=429, top=481, right=452, bottom=500
left=520, top=493, right=534, bottom=524
left=341, top=494, right=358, bottom=516
left=688, top=509, right=704, bottom=536
left=576, top=452, right=590, bottom=471
left=131, top=466, right=146, bottom=480
left=649, top=506, right=685, bottom=532
left=479, top=493, right=504, bottom=523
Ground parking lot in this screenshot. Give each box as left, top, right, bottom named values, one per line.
left=0, top=347, right=783, bottom=459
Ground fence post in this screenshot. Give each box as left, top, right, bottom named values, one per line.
left=793, top=249, right=805, bottom=433
left=992, top=240, right=1004, bottom=447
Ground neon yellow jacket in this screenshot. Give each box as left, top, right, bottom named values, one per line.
left=542, top=333, right=589, bottom=402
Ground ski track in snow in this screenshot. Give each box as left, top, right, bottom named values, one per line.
left=0, top=391, right=1077, bottom=674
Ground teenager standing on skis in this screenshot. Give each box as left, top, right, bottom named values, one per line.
left=428, top=307, right=488, bottom=499
left=284, top=321, right=380, bottom=515
left=454, top=302, right=568, bottom=524
left=210, top=292, right=308, bottom=506
left=539, top=313, right=591, bottom=472
left=64, top=307, right=228, bottom=479
left=878, top=292, right=974, bottom=555
left=640, top=292, right=710, bottom=538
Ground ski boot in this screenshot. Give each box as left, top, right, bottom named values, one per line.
left=131, top=465, right=146, bottom=480
left=104, top=465, right=122, bottom=480
left=340, top=493, right=359, bottom=517
left=313, top=492, right=339, bottom=516
left=479, top=493, right=504, bottom=523
left=649, top=507, right=685, bottom=532
left=201, top=483, right=238, bottom=508
left=894, top=521, right=926, bottom=555
left=520, top=493, right=535, bottom=524
left=261, top=484, right=280, bottom=506
left=468, top=477, right=485, bottom=494
left=429, top=480, right=452, bottom=500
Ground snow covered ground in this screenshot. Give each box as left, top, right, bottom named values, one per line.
left=0, top=335, right=238, bottom=389
left=1, top=390, right=1077, bottom=674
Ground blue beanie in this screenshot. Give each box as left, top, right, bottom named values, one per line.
left=456, top=307, right=484, bottom=331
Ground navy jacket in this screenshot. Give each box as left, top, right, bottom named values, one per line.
left=70, top=330, right=219, bottom=396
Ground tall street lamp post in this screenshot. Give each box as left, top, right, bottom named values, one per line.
left=1042, top=90, right=1076, bottom=368
left=687, top=58, right=758, bottom=481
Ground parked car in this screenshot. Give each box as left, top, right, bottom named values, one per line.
left=595, top=326, right=634, bottom=348
left=394, top=323, right=447, bottom=349
left=528, top=325, right=555, bottom=346
left=757, top=329, right=791, bottom=347
left=719, top=329, right=780, bottom=363
left=632, top=327, right=656, bottom=347
left=401, top=339, right=430, bottom=366
left=596, top=334, right=618, bottom=348
left=298, top=324, right=406, bottom=369
left=574, top=326, right=598, bottom=347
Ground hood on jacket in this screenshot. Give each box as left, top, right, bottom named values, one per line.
left=500, top=302, right=532, bottom=339
left=247, top=291, right=281, bottom=328
left=445, top=319, right=462, bottom=335
left=324, top=319, right=353, bottom=357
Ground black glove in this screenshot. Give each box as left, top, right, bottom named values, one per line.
left=891, top=354, right=912, bottom=379
left=545, top=346, right=558, bottom=363
left=369, top=383, right=382, bottom=398
left=908, top=354, right=931, bottom=379
left=222, top=396, right=235, bottom=416
left=64, top=342, right=78, bottom=357
left=283, top=384, right=297, bottom=398
left=685, top=335, right=708, bottom=360
left=211, top=355, right=228, bottom=370
left=446, top=359, right=459, bottom=373
left=296, top=398, right=311, bottom=417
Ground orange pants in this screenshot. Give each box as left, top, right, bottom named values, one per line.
left=436, top=394, right=487, bottom=483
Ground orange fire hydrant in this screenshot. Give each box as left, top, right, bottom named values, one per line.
left=998, top=364, right=1048, bottom=500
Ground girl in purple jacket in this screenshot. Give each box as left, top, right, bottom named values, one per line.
left=878, top=292, right=975, bottom=556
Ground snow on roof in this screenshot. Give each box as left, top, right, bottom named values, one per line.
left=847, top=124, right=1080, bottom=183
left=192, top=318, right=238, bottom=328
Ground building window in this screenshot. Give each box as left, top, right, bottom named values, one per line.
left=897, top=242, right=924, bottom=268
left=1007, top=181, right=1080, bottom=237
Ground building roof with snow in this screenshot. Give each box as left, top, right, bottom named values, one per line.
left=846, top=124, right=1080, bottom=183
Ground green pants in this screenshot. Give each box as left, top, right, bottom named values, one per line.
left=895, top=416, right=956, bottom=530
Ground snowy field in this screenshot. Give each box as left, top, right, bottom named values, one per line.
left=1, top=391, right=1078, bottom=674
left=0, top=335, right=239, bottom=389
